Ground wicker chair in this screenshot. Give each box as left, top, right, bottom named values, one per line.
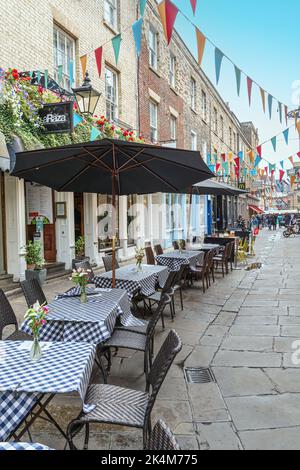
left=188, top=251, right=209, bottom=293
left=145, top=246, right=156, bottom=265
left=67, top=329, right=182, bottom=450
left=102, top=255, right=120, bottom=272
left=227, top=241, right=235, bottom=271
left=147, top=419, right=180, bottom=450
left=214, top=243, right=230, bottom=277
left=172, top=264, right=188, bottom=311
left=144, top=271, right=177, bottom=327
left=20, top=279, right=47, bottom=308
left=173, top=241, right=179, bottom=250
left=100, top=297, right=169, bottom=377
left=154, top=244, right=164, bottom=256
left=0, top=289, right=32, bottom=341
left=74, top=260, right=95, bottom=282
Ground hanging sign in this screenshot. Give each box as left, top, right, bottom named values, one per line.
left=39, top=102, right=74, bottom=134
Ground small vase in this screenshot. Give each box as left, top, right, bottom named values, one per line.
left=30, top=336, right=42, bottom=362
left=80, top=286, right=88, bottom=303
left=136, top=263, right=142, bottom=272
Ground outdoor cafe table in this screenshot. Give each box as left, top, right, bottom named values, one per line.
left=156, top=250, right=201, bottom=272
left=0, top=442, right=52, bottom=450
left=94, top=264, right=169, bottom=299
left=186, top=243, right=221, bottom=254
left=21, top=288, right=145, bottom=344
left=0, top=341, right=95, bottom=442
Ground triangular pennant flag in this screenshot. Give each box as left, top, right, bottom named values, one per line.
left=228, top=151, right=233, bottom=162
left=207, top=154, right=211, bottom=165
left=254, top=155, right=261, bottom=168
left=216, top=163, right=221, bottom=173
left=297, top=152, right=300, bottom=159
left=140, top=0, right=147, bottom=16
left=279, top=170, right=285, bottom=183
left=278, top=102, right=282, bottom=124
left=80, top=55, right=87, bottom=79
left=215, top=48, right=224, bottom=85
left=238, top=151, right=244, bottom=162
left=132, top=18, right=143, bottom=57
left=268, top=94, right=273, bottom=119
left=234, top=66, right=241, bottom=96
left=69, top=61, right=74, bottom=85
left=221, top=153, right=226, bottom=162
left=257, top=145, right=262, bottom=157
left=158, top=0, right=178, bottom=45
left=280, top=161, right=284, bottom=169
left=222, top=162, right=229, bottom=174
left=94, top=47, right=103, bottom=77
left=112, top=34, right=122, bottom=65
left=90, top=126, right=101, bottom=141
left=284, top=105, right=288, bottom=125
left=195, top=28, right=206, bottom=67
left=264, top=166, right=268, bottom=175
left=250, top=169, right=257, bottom=177
left=260, top=88, right=266, bottom=113
left=271, top=136, right=277, bottom=152
left=190, top=0, right=197, bottom=14
left=283, top=128, right=289, bottom=145
left=247, top=77, right=253, bottom=106
left=234, top=157, right=240, bottom=168
left=208, top=164, right=215, bottom=173
left=243, top=168, right=248, bottom=177
left=289, top=156, right=294, bottom=166
left=291, top=175, right=296, bottom=187
left=44, top=69, right=48, bottom=89
left=74, top=113, right=84, bottom=127
left=296, top=120, right=300, bottom=137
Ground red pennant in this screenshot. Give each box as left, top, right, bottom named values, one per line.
left=165, top=0, right=179, bottom=45
left=279, top=170, right=285, bottom=182
left=216, top=163, right=221, bottom=172
left=257, top=145, right=262, bottom=157
left=247, top=77, right=253, bottom=106
left=190, top=0, right=197, bottom=14
left=221, top=153, right=226, bottom=162
left=234, top=157, right=240, bottom=168
left=94, top=47, right=103, bottom=77
left=264, top=166, right=268, bottom=175
left=297, top=152, right=300, bottom=159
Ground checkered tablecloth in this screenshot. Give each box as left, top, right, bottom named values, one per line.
left=0, top=442, right=52, bottom=450
left=186, top=244, right=221, bottom=253
left=94, top=265, right=169, bottom=299
left=156, top=251, right=201, bottom=272
left=21, top=289, right=145, bottom=344
left=0, top=341, right=95, bottom=441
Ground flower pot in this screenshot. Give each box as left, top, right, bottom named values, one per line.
left=25, top=268, right=47, bottom=286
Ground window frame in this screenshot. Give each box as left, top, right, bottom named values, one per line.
left=201, top=90, right=207, bottom=121
left=53, top=25, right=76, bottom=92
left=149, top=100, right=158, bottom=143
left=191, top=78, right=196, bottom=111
left=105, top=66, right=119, bottom=122
left=191, top=131, right=197, bottom=151
left=169, top=53, right=176, bottom=88
left=149, top=25, right=158, bottom=70
left=170, top=115, right=177, bottom=143
left=104, top=0, right=118, bottom=30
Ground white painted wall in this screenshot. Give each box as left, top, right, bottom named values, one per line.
left=55, top=192, right=75, bottom=269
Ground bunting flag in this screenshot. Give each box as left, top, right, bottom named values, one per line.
left=215, top=48, right=224, bottom=84
left=234, top=66, right=241, bottom=96
left=279, top=170, right=285, bottom=183
left=269, top=163, right=276, bottom=174
left=74, top=113, right=84, bottom=127
left=132, top=18, right=143, bottom=57
left=268, top=94, right=273, bottom=119
left=140, top=0, right=147, bottom=16
left=207, top=154, right=211, bottom=165
left=196, top=28, right=206, bottom=67
left=94, top=47, right=103, bottom=77
left=112, top=34, right=122, bottom=64
left=36, top=70, right=41, bottom=84
left=296, top=120, right=300, bottom=137
left=289, top=156, right=294, bottom=166
left=254, top=155, right=262, bottom=167
left=221, top=153, right=226, bottom=162
left=90, top=126, right=101, bottom=141
left=216, top=163, right=221, bottom=173
left=283, top=128, right=289, bottom=145
left=284, top=105, right=288, bottom=125
left=228, top=151, right=233, bottom=162
left=291, top=175, right=296, bottom=187
left=278, top=102, right=282, bottom=124
left=271, top=136, right=277, bottom=152
left=190, top=0, right=197, bottom=14
left=260, top=88, right=266, bottom=113
left=247, top=77, right=253, bottom=106
left=243, top=168, right=247, bottom=177
left=264, top=166, right=268, bottom=175
left=80, top=55, right=87, bottom=79
left=238, top=151, right=244, bottom=162
left=280, top=160, right=284, bottom=169
left=158, top=0, right=179, bottom=45
left=69, top=61, right=74, bottom=86
left=257, top=145, right=262, bottom=158
left=297, top=152, right=300, bottom=159
left=250, top=169, right=257, bottom=177
left=208, top=164, right=215, bottom=173
left=44, top=69, right=48, bottom=89
left=248, top=150, right=255, bottom=162
left=57, top=65, right=63, bottom=83
left=222, top=162, right=229, bottom=174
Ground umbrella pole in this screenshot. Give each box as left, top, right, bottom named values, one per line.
left=112, top=173, right=116, bottom=289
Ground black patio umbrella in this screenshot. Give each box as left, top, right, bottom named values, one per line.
left=193, top=179, right=248, bottom=196
left=12, top=138, right=214, bottom=286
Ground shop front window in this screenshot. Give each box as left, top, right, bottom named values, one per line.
left=97, top=194, right=119, bottom=250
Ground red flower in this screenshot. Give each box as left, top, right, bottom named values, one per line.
left=12, top=72, right=19, bottom=80
left=38, top=85, right=44, bottom=95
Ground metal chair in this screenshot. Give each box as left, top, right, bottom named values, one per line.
left=100, top=297, right=169, bottom=377
left=154, top=244, right=164, bottom=256
left=74, top=260, right=95, bottom=282
left=188, top=251, right=209, bottom=293
left=0, top=289, right=32, bottom=341
left=102, top=255, right=120, bottom=272
left=67, top=329, right=182, bottom=450
left=145, top=246, right=156, bottom=265
left=147, top=419, right=180, bottom=450
left=214, top=243, right=230, bottom=277
left=20, top=279, right=47, bottom=308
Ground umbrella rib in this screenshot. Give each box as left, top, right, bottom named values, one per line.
left=12, top=153, right=90, bottom=175
left=116, top=147, right=147, bottom=171
left=58, top=164, right=93, bottom=191
left=82, top=147, right=114, bottom=173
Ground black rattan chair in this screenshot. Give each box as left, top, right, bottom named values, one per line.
left=21, top=279, right=47, bottom=308
left=154, top=244, right=164, bottom=256
left=144, top=271, right=177, bottom=327
left=0, top=289, right=32, bottom=341
left=100, top=297, right=169, bottom=377
left=145, top=246, right=156, bottom=266
left=214, top=243, right=230, bottom=277
left=67, top=329, right=182, bottom=450
left=147, top=419, right=180, bottom=450
left=173, top=241, right=179, bottom=250
left=74, top=260, right=95, bottom=282
left=102, top=255, right=120, bottom=272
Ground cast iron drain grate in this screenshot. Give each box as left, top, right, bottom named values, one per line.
left=184, top=367, right=215, bottom=384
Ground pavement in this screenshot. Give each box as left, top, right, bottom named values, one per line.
left=5, top=228, right=300, bottom=450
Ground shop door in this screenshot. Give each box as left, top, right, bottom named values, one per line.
left=74, top=193, right=84, bottom=240
left=0, top=172, right=6, bottom=274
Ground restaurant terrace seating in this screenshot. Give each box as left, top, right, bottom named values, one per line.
left=102, top=255, right=120, bottom=272
left=0, top=289, right=32, bottom=341
left=20, top=279, right=47, bottom=309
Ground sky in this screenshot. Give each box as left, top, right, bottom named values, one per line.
left=171, top=0, right=300, bottom=171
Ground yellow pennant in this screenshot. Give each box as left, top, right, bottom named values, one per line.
left=157, top=1, right=168, bottom=42
left=291, top=175, right=296, bottom=187
left=80, top=55, right=87, bottom=79
left=289, top=156, right=294, bottom=166
left=196, top=28, right=206, bottom=67
left=296, top=119, right=300, bottom=137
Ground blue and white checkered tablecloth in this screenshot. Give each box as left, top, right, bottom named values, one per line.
left=21, top=289, right=145, bottom=344
left=94, top=265, right=169, bottom=299
left=0, top=341, right=95, bottom=441
left=156, top=251, right=202, bottom=272
left=0, top=442, right=53, bottom=450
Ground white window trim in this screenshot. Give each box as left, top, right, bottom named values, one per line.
left=201, top=90, right=207, bottom=121
left=53, top=25, right=76, bottom=92
left=104, top=0, right=118, bottom=31
left=150, top=100, right=158, bottom=143
left=191, top=130, right=197, bottom=151
left=105, top=66, right=119, bottom=122
left=149, top=26, right=158, bottom=70
left=170, top=115, right=177, bottom=142
left=170, top=53, right=176, bottom=88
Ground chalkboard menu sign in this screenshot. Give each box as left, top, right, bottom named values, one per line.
left=39, top=102, right=74, bottom=134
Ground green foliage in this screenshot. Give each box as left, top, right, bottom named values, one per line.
left=75, top=236, right=85, bottom=258
left=24, top=241, right=45, bottom=270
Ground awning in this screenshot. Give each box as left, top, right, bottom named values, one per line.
left=249, top=205, right=264, bottom=214
left=193, top=179, right=248, bottom=196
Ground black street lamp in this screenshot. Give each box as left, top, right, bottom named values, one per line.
left=72, top=72, right=101, bottom=116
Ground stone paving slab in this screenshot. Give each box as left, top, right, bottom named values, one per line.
left=239, top=427, right=300, bottom=451
left=212, top=367, right=276, bottom=397
left=220, top=335, right=273, bottom=352
left=212, top=350, right=282, bottom=368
